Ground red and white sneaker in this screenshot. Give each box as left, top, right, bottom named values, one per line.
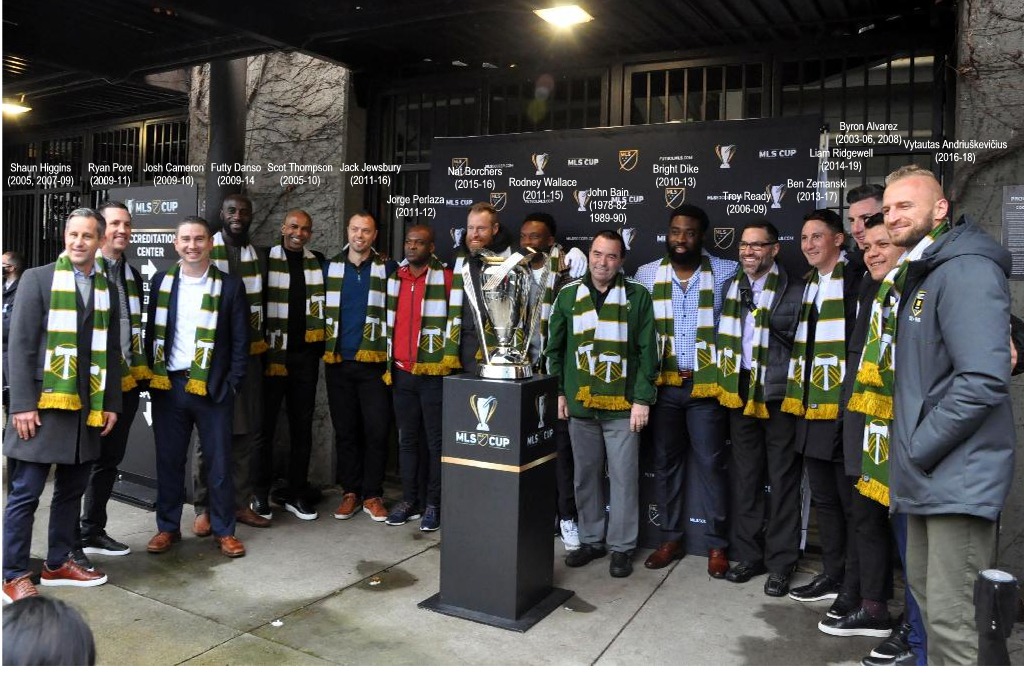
left=2, top=573, right=40, bottom=603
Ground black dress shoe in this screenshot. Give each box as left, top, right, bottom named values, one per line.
left=763, top=571, right=791, bottom=597
left=81, top=532, right=130, bottom=556
left=725, top=560, right=766, bottom=583
left=870, top=622, right=912, bottom=658
left=284, top=498, right=319, bottom=521
left=610, top=551, right=633, bottom=578
left=250, top=494, right=273, bottom=520
left=788, top=573, right=841, bottom=602
left=819, top=606, right=893, bottom=637
left=826, top=591, right=860, bottom=618
left=565, top=543, right=607, bottom=568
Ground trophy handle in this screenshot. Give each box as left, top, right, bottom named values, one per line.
left=461, top=259, right=493, bottom=366
left=525, top=254, right=550, bottom=368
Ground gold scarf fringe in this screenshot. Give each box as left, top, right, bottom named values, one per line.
left=305, top=329, right=325, bottom=343
left=656, top=370, right=683, bottom=387
left=130, top=365, right=153, bottom=381
left=689, top=382, right=720, bottom=399
left=250, top=340, right=268, bottom=355
left=717, top=391, right=743, bottom=410
left=781, top=397, right=806, bottom=416
left=805, top=403, right=838, bottom=420
left=265, top=363, right=288, bottom=377
left=86, top=409, right=105, bottom=427
left=122, top=375, right=137, bottom=392
left=743, top=400, right=769, bottom=419
left=185, top=378, right=208, bottom=396
left=847, top=391, right=893, bottom=420
left=150, top=376, right=171, bottom=390
left=412, top=362, right=449, bottom=376
left=323, top=352, right=343, bottom=364
left=355, top=349, right=387, bottom=363
left=576, top=386, right=631, bottom=411
left=856, top=361, right=884, bottom=388
left=38, top=392, right=81, bottom=411
left=442, top=355, right=462, bottom=371
left=856, top=477, right=890, bottom=507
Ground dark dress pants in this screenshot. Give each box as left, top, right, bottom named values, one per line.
left=892, top=512, right=927, bottom=664
left=253, top=348, right=319, bottom=500
left=392, top=368, right=443, bottom=507
left=651, top=382, right=729, bottom=549
left=325, top=361, right=390, bottom=499
left=805, top=456, right=858, bottom=594
left=554, top=418, right=577, bottom=521
left=152, top=373, right=235, bottom=538
left=852, top=488, right=894, bottom=602
left=728, top=399, right=801, bottom=573
left=80, top=386, right=140, bottom=539
left=4, top=458, right=91, bottom=579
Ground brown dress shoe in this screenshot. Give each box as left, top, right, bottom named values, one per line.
left=236, top=507, right=271, bottom=528
left=215, top=535, right=246, bottom=558
left=147, top=531, right=182, bottom=554
left=644, top=541, right=685, bottom=569
left=707, top=548, right=729, bottom=579
left=192, top=513, right=211, bottom=537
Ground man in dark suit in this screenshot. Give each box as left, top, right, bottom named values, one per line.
left=144, top=217, right=249, bottom=558
left=3, top=208, right=121, bottom=604
left=77, top=202, right=147, bottom=565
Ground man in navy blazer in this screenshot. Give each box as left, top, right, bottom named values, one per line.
left=143, top=217, right=249, bottom=558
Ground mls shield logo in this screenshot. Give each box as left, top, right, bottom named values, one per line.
left=451, top=158, right=469, bottom=173
left=665, top=187, right=686, bottom=208
left=489, top=192, right=508, bottom=212
left=618, top=149, right=639, bottom=171
left=911, top=291, right=926, bottom=318
left=648, top=504, right=661, bottom=526
left=714, top=226, right=735, bottom=249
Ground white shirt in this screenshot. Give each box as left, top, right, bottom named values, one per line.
left=741, top=271, right=769, bottom=370
left=167, top=269, right=211, bottom=371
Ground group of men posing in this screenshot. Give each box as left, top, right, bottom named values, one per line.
left=2, top=164, right=1015, bottom=667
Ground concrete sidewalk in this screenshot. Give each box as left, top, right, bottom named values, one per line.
left=5, top=480, right=1023, bottom=667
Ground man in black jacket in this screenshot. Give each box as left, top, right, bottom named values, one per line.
left=714, top=221, right=803, bottom=596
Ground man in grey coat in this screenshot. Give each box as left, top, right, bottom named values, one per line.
left=884, top=165, right=1013, bottom=665
left=2, top=208, right=122, bottom=604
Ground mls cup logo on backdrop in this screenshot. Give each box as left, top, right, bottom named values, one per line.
left=767, top=184, right=787, bottom=209
left=531, top=152, right=550, bottom=176
left=450, top=227, right=466, bottom=249
left=573, top=189, right=591, bottom=212
left=620, top=226, right=638, bottom=251
left=665, top=187, right=687, bottom=209
left=489, top=192, right=508, bottom=212
left=618, top=149, right=638, bottom=171
left=715, top=144, right=737, bottom=169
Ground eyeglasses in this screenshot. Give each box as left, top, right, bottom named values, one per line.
left=738, top=241, right=777, bottom=251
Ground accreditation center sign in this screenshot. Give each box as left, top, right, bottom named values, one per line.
left=425, top=115, right=828, bottom=277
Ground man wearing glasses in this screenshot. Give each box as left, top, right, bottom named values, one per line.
left=712, top=221, right=804, bottom=596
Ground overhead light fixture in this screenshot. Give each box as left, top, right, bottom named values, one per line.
left=534, top=5, right=593, bottom=28
left=2, top=95, right=31, bottom=115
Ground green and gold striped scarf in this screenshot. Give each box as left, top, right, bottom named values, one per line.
left=442, top=254, right=469, bottom=370
left=148, top=263, right=223, bottom=396
left=323, top=249, right=389, bottom=364
left=572, top=274, right=632, bottom=411
left=782, top=258, right=847, bottom=420
left=264, top=245, right=326, bottom=376
left=537, top=246, right=564, bottom=352
left=848, top=220, right=949, bottom=506
left=650, top=254, right=719, bottom=396
left=716, top=264, right=779, bottom=418
left=39, top=253, right=111, bottom=427
left=211, top=232, right=267, bottom=355
left=110, top=259, right=153, bottom=392
left=383, top=255, right=450, bottom=384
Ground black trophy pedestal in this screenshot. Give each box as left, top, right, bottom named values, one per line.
left=419, top=373, right=573, bottom=632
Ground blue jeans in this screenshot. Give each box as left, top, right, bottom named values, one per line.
left=892, top=512, right=927, bottom=665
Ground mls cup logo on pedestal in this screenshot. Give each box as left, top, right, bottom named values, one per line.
left=715, top=144, right=737, bottom=169
left=531, top=152, right=550, bottom=176
left=470, top=395, right=498, bottom=431
left=620, top=226, right=637, bottom=251
left=535, top=393, right=547, bottom=429
left=450, top=227, right=466, bottom=249
left=767, top=184, right=787, bottom=209
left=573, top=189, right=591, bottom=212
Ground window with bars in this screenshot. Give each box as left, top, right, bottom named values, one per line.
left=626, top=62, right=766, bottom=124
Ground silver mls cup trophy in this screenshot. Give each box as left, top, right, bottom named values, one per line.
left=461, top=250, right=548, bottom=379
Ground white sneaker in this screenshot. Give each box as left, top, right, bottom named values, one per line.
left=559, top=519, right=581, bottom=551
